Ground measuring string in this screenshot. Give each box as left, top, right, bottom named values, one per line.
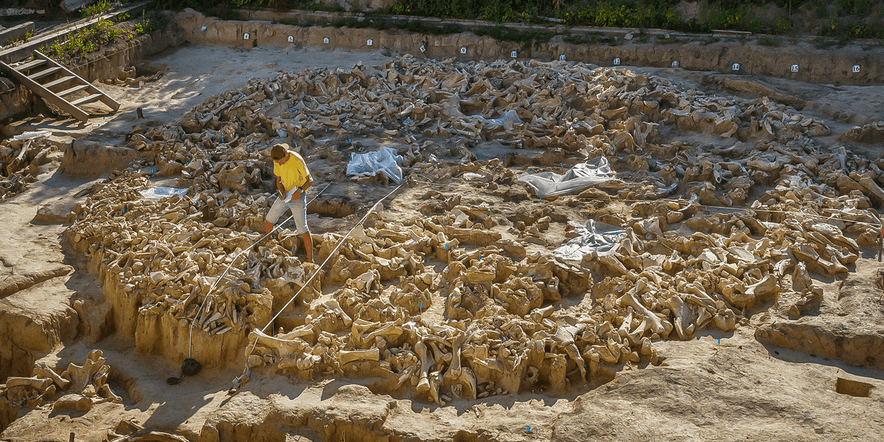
left=243, top=181, right=405, bottom=355
left=186, top=177, right=338, bottom=359
left=228, top=179, right=408, bottom=391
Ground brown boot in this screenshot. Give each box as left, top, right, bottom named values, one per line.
left=302, top=232, right=314, bottom=263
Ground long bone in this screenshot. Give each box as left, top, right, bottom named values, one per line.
left=443, top=331, right=477, bottom=399
left=618, top=278, right=672, bottom=339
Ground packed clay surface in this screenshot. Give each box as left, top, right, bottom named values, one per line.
left=2, top=34, right=884, bottom=442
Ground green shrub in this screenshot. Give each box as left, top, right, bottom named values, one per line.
left=82, top=0, right=113, bottom=18
left=40, top=18, right=135, bottom=65
left=473, top=26, right=552, bottom=48
left=142, top=0, right=884, bottom=44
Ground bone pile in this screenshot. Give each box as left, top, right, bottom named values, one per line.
left=0, top=350, right=122, bottom=412
left=66, top=55, right=883, bottom=402
left=68, top=172, right=278, bottom=341
left=0, top=135, right=55, bottom=201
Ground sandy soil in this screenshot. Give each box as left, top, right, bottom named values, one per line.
left=2, top=42, right=884, bottom=442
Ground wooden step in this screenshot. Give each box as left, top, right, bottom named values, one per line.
left=58, top=84, right=91, bottom=97
left=0, top=50, right=121, bottom=122
left=28, top=66, right=62, bottom=81
left=15, top=58, right=46, bottom=72
left=43, top=75, right=75, bottom=90
left=69, top=93, right=103, bottom=107
left=0, top=59, right=88, bottom=122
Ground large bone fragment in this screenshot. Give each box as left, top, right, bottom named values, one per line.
left=33, top=366, right=71, bottom=391
left=788, top=263, right=823, bottom=319
left=414, top=341, right=441, bottom=404
left=6, top=377, right=54, bottom=392
left=744, top=274, right=779, bottom=304
left=339, top=348, right=380, bottom=365
left=618, top=279, right=672, bottom=339
left=443, top=332, right=477, bottom=400
left=62, top=349, right=106, bottom=394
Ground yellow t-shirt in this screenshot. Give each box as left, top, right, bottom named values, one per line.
left=273, top=151, right=310, bottom=191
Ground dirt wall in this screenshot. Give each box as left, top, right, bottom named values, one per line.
left=0, top=78, right=29, bottom=124
left=0, top=295, right=78, bottom=381
left=756, top=322, right=884, bottom=370
left=174, top=9, right=884, bottom=86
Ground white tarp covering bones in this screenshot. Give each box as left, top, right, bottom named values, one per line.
left=555, top=220, right=625, bottom=260
left=517, top=156, right=617, bottom=198
left=346, top=147, right=404, bottom=183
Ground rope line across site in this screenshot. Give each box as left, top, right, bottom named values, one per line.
left=187, top=176, right=340, bottom=359
left=231, top=180, right=407, bottom=391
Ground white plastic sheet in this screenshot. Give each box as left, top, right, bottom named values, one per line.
left=346, top=147, right=404, bottom=183
left=484, top=109, right=523, bottom=128
left=555, top=219, right=624, bottom=261
left=517, top=156, right=616, bottom=198
left=140, top=186, right=188, bottom=200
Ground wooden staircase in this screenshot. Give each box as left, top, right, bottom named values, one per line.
left=0, top=50, right=120, bottom=122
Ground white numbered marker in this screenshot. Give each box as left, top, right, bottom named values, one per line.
left=323, top=37, right=329, bottom=44
left=200, top=26, right=207, bottom=32
left=672, top=60, right=679, bottom=68
left=559, top=54, right=566, bottom=61
left=420, top=45, right=426, bottom=53
left=732, top=63, right=740, bottom=71
left=367, top=39, right=373, bottom=46
left=852, top=65, right=860, bottom=73
left=287, top=36, right=294, bottom=43
left=511, top=50, right=518, bottom=58
left=613, top=57, right=621, bottom=65
left=460, top=46, right=467, bottom=54
left=790, top=64, right=799, bottom=73
left=243, top=33, right=250, bottom=40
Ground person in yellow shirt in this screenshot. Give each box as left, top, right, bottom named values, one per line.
left=266, top=143, right=314, bottom=262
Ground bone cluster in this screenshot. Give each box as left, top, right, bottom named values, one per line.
left=250, top=209, right=620, bottom=403
left=65, top=55, right=884, bottom=402
left=68, top=172, right=278, bottom=339
left=1, top=350, right=121, bottom=411
left=0, top=135, right=55, bottom=201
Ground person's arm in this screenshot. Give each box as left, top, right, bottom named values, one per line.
left=291, top=156, right=313, bottom=200
left=276, top=176, right=286, bottom=199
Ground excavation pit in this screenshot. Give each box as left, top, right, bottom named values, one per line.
left=836, top=377, right=873, bottom=398
left=2, top=7, right=884, bottom=441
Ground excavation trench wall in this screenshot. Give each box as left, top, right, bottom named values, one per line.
left=174, top=9, right=884, bottom=86
left=756, top=323, right=884, bottom=370
left=64, top=230, right=250, bottom=370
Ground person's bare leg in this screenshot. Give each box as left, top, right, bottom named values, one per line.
left=302, top=233, right=314, bottom=263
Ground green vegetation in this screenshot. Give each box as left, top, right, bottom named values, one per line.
left=37, top=8, right=160, bottom=66
left=392, top=21, right=463, bottom=36
left=141, top=0, right=884, bottom=44
left=473, top=26, right=552, bottom=49
left=377, top=0, right=884, bottom=42
left=82, top=0, right=114, bottom=18
left=4, top=29, right=35, bottom=47
left=152, top=0, right=345, bottom=15
left=563, top=32, right=616, bottom=45
left=38, top=17, right=136, bottom=65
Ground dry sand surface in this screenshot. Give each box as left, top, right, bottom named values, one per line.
left=1, top=41, right=884, bottom=442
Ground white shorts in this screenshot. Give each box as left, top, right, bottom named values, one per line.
left=266, top=187, right=309, bottom=235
